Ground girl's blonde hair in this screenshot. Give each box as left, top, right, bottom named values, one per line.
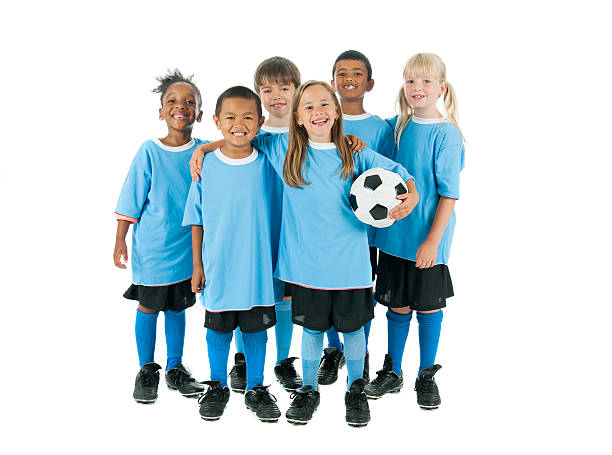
left=284, top=80, right=354, bottom=188
left=394, top=53, right=463, bottom=145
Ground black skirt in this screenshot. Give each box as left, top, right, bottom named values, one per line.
left=123, top=278, right=196, bottom=312
left=205, top=305, right=276, bottom=333
left=375, top=251, right=453, bottom=312
left=289, top=283, right=374, bottom=333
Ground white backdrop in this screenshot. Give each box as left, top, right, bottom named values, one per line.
left=1, top=0, right=610, bottom=453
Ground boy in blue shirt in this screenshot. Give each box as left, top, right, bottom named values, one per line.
left=317, top=50, right=396, bottom=384
left=114, top=70, right=206, bottom=403
left=228, top=57, right=303, bottom=394
left=183, top=86, right=284, bottom=422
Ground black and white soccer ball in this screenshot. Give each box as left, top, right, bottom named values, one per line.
left=349, top=168, right=408, bottom=228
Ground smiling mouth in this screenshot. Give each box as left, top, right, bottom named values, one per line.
left=343, top=85, right=356, bottom=90
left=412, top=95, right=425, bottom=100
left=311, top=118, right=328, bottom=127
left=172, top=113, right=188, bottom=119
left=231, top=131, right=247, bottom=137
left=270, top=102, right=286, bottom=109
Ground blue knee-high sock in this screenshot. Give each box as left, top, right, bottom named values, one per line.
left=164, top=309, right=185, bottom=370
left=325, top=327, right=342, bottom=350
left=135, top=309, right=158, bottom=367
left=387, top=309, right=412, bottom=376
left=274, top=301, right=293, bottom=364
left=206, top=329, right=233, bottom=387
left=343, top=327, right=366, bottom=390
left=417, top=310, right=443, bottom=373
left=301, top=328, right=325, bottom=390
left=234, top=327, right=244, bottom=354
left=242, top=330, right=268, bottom=391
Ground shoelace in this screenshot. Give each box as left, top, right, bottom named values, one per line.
left=139, top=372, right=156, bottom=387
left=254, top=387, right=277, bottom=405
left=289, top=391, right=312, bottom=407
left=198, top=386, right=225, bottom=404
left=346, top=391, right=367, bottom=407
left=415, top=376, right=436, bottom=393
left=371, top=369, right=394, bottom=385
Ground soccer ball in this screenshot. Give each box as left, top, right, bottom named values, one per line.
left=349, top=168, right=408, bottom=228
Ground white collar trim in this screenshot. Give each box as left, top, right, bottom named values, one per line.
left=261, top=125, right=289, bottom=134
left=343, top=113, right=372, bottom=121
left=153, top=138, right=195, bottom=152
left=214, top=148, right=259, bottom=165
left=411, top=116, right=448, bottom=125
left=308, top=140, right=336, bottom=150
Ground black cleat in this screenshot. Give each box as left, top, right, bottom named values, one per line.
left=198, top=381, right=230, bottom=421
left=274, top=357, right=302, bottom=392
left=345, top=378, right=371, bottom=427
left=285, top=385, right=320, bottom=425
left=364, top=354, right=403, bottom=399
left=165, top=363, right=205, bottom=397
left=414, top=364, right=442, bottom=409
left=133, top=362, right=162, bottom=404
left=229, top=352, right=247, bottom=393
left=317, top=346, right=345, bottom=385
left=245, top=385, right=281, bottom=422
left=363, top=352, right=370, bottom=382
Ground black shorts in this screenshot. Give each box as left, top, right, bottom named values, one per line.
left=123, top=279, right=196, bottom=312
left=375, top=251, right=453, bottom=312
left=205, top=305, right=276, bottom=333
left=369, top=246, right=378, bottom=281
left=284, top=282, right=292, bottom=298
left=290, top=284, right=374, bottom=333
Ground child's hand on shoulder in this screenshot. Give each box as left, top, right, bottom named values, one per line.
left=192, top=266, right=206, bottom=293
left=345, top=135, right=367, bottom=153
left=113, top=239, right=128, bottom=269
left=415, top=239, right=438, bottom=269
left=190, top=140, right=225, bottom=181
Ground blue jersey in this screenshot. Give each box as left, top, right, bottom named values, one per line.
left=259, top=125, right=289, bottom=135
left=182, top=148, right=283, bottom=312
left=252, top=133, right=413, bottom=289
left=115, top=138, right=207, bottom=286
left=343, top=113, right=396, bottom=244
left=375, top=116, right=464, bottom=265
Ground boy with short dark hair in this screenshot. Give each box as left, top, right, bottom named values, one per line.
left=228, top=57, right=303, bottom=394
left=317, top=50, right=396, bottom=385
left=183, top=86, right=284, bottom=422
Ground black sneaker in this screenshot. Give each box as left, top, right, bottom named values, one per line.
left=198, top=381, right=231, bottom=421
left=165, top=363, right=205, bottom=397
left=414, top=364, right=442, bottom=409
left=345, top=378, right=371, bottom=427
left=363, top=352, right=370, bottom=382
left=364, top=354, right=403, bottom=399
left=274, top=357, right=302, bottom=392
left=317, top=346, right=345, bottom=385
left=245, top=385, right=281, bottom=422
left=285, top=385, right=320, bottom=425
left=229, top=352, right=246, bottom=393
left=133, top=362, right=162, bottom=404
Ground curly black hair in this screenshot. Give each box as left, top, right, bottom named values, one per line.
left=332, top=50, right=372, bottom=81
left=152, top=69, right=202, bottom=107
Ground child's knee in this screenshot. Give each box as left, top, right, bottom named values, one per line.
left=137, top=304, right=158, bottom=315
left=390, top=306, right=412, bottom=315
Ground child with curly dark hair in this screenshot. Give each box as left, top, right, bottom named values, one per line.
left=114, top=69, right=207, bottom=404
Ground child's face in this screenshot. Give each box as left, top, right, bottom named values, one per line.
left=213, top=97, right=264, bottom=147
left=332, top=59, right=373, bottom=101
left=403, top=74, right=446, bottom=111
left=258, top=79, right=296, bottom=119
left=159, top=82, right=202, bottom=131
left=296, top=85, right=339, bottom=143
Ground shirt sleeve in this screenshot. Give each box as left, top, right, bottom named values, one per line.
left=114, top=144, right=151, bottom=223
left=252, top=132, right=288, bottom=177
left=356, top=147, right=414, bottom=182
left=434, top=126, right=464, bottom=199
left=182, top=179, right=203, bottom=226
left=376, top=124, right=397, bottom=160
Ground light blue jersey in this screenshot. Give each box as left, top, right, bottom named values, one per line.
left=343, top=113, right=396, bottom=245
left=375, top=116, right=464, bottom=265
left=252, top=133, right=413, bottom=289
left=182, top=149, right=283, bottom=312
left=115, top=138, right=207, bottom=286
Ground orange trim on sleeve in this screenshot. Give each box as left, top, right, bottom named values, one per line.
left=115, top=212, right=138, bottom=224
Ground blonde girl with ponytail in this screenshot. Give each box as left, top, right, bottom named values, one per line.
left=366, top=54, right=465, bottom=410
